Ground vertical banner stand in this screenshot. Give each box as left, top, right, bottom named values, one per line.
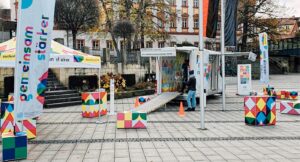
left=109, top=79, right=115, bottom=115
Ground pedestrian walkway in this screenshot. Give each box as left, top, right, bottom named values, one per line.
left=3, top=74, right=300, bottom=162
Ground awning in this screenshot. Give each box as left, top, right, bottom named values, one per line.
left=0, top=38, right=101, bottom=68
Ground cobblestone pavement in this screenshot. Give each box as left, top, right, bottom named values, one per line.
left=4, top=74, right=300, bottom=161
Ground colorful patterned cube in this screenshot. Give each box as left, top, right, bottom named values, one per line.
left=276, top=90, right=286, bottom=99
left=8, top=94, right=14, bottom=102
left=81, top=92, right=100, bottom=118
left=263, top=87, right=276, bottom=96
left=276, top=90, right=298, bottom=100
left=117, top=111, right=147, bottom=129
left=285, top=91, right=298, bottom=100
left=2, top=132, right=27, bottom=161
left=280, top=101, right=300, bottom=115
left=99, top=91, right=107, bottom=115
left=15, top=119, right=37, bottom=139
left=1, top=102, right=14, bottom=134
left=244, top=96, right=276, bottom=126
left=138, top=96, right=151, bottom=105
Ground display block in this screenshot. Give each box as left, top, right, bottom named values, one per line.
left=244, top=96, right=276, bottom=126
left=276, top=90, right=298, bottom=100
left=117, top=111, right=147, bottom=129
left=15, top=119, right=37, bottom=139
left=263, top=87, right=276, bottom=96
left=1, top=102, right=14, bottom=134
left=81, top=92, right=100, bottom=118
left=138, top=96, right=151, bottom=105
left=2, top=132, right=27, bottom=161
left=280, top=101, right=300, bottom=115
left=99, top=91, right=108, bottom=115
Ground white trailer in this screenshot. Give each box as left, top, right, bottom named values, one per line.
left=141, top=46, right=223, bottom=99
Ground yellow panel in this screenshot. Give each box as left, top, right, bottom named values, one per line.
left=117, top=121, right=125, bottom=128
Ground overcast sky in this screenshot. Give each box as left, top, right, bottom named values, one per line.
left=0, top=0, right=300, bottom=17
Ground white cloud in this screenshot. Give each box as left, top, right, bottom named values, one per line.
left=278, top=0, right=300, bottom=17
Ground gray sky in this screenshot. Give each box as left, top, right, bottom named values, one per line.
left=0, top=0, right=300, bottom=17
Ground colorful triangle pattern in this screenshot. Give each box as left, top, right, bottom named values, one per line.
left=1, top=102, right=15, bottom=134
left=99, top=92, right=107, bottom=116
left=117, top=111, right=147, bottom=129
left=244, top=96, right=276, bottom=126
left=15, top=119, right=37, bottom=139
left=280, top=101, right=300, bottom=115
left=81, top=92, right=100, bottom=118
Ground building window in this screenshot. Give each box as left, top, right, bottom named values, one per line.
left=194, top=42, right=199, bottom=47
left=171, top=0, right=176, bottom=6
left=106, top=40, right=113, bottom=50
left=76, top=39, right=85, bottom=50
left=146, top=41, right=153, bottom=48
left=92, top=40, right=100, bottom=50
left=170, top=42, right=177, bottom=47
left=170, top=19, right=176, bottom=28
left=194, top=18, right=199, bottom=28
left=182, top=0, right=187, bottom=7
left=158, top=42, right=165, bottom=48
left=182, top=18, right=188, bottom=28
left=193, top=0, right=198, bottom=7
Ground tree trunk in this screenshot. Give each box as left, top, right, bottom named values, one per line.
left=66, top=30, right=69, bottom=47
left=72, top=30, right=77, bottom=50
left=125, top=0, right=132, bottom=53
left=133, top=0, right=144, bottom=50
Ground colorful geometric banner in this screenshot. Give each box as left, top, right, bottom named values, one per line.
left=14, top=0, right=56, bottom=120
left=259, top=33, right=269, bottom=84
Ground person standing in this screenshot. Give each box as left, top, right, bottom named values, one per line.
left=181, top=59, right=189, bottom=94
left=186, top=70, right=196, bottom=111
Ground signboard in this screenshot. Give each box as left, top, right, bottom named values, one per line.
left=237, top=64, right=252, bottom=95
left=14, top=0, right=56, bottom=120
left=259, top=33, right=269, bottom=84
left=109, top=79, right=115, bottom=115
left=140, top=47, right=176, bottom=57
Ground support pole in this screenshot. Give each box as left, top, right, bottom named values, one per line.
left=221, top=0, right=226, bottom=111
left=199, top=0, right=205, bottom=129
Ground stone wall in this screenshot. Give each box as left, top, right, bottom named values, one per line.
left=51, top=63, right=149, bottom=88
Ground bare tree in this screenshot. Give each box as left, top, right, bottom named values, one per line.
left=238, top=0, right=281, bottom=51
left=54, top=0, right=99, bottom=49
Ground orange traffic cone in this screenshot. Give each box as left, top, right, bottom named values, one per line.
left=178, top=101, right=185, bottom=117
left=134, top=97, right=140, bottom=108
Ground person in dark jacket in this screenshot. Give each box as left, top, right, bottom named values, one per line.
left=181, top=59, right=189, bottom=93
left=186, top=70, right=196, bottom=111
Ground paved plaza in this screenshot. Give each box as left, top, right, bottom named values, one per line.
left=3, top=74, right=300, bottom=162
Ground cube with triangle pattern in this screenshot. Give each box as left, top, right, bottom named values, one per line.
left=117, top=111, right=147, bottom=129
left=15, top=118, right=37, bottom=139
left=280, top=101, right=300, bottom=115
left=244, top=96, right=276, bottom=126
left=99, top=91, right=107, bottom=116
left=81, top=92, right=100, bottom=118
left=276, top=90, right=298, bottom=100
left=1, top=102, right=15, bottom=134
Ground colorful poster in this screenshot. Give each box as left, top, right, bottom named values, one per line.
left=14, top=0, right=56, bottom=120
left=237, top=64, right=252, bottom=95
left=259, top=33, right=269, bottom=84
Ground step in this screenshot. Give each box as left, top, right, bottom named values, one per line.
left=45, top=96, right=81, bottom=104
left=44, top=100, right=82, bottom=108
left=45, top=90, right=79, bottom=95
left=45, top=93, right=80, bottom=99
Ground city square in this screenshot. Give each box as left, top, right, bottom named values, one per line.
left=1, top=0, right=300, bottom=161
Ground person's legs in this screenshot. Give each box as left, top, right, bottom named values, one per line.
left=186, top=90, right=192, bottom=111
left=191, top=91, right=196, bottom=111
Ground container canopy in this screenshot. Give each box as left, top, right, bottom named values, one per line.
left=0, top=38, right=101, bottom=68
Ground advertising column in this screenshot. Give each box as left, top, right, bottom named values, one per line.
left=259, top=33, right=269, bottom=84
left=14, top=0, right=56, bottom=120
left=237, top=64, right=252, bottom=95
